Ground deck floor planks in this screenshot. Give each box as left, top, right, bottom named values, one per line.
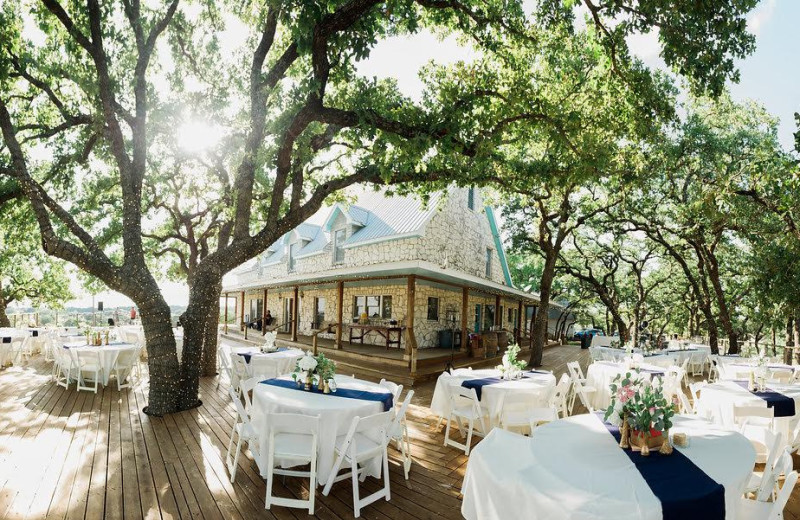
left=3, top=344, right=800, bottom=519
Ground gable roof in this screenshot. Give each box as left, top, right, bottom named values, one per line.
left=244, top=187, right=515, bottom=290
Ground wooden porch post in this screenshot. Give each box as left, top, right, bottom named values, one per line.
left=335, top=280, right=344, bottom=349
left=224, top=293, right=229, bottom=334
left=517, top=300, right=523, bottom=344
left=495, top=295, right=501, bottom=328
left=406, top=275, right=419, bottom=373
left=262, top=288, right=268, bottom=335
left=239, top=290, right=245, bottom=331
left=292, top=286, right=299, bottom=342
left=460, top=287, right=469, bottom=352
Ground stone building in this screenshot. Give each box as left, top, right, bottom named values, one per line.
left=222, top=186, right=560, bottom=369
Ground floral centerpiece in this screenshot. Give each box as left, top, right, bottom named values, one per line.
left=292, top=352, right=318, bottom=391
left=497, top=343, right=527, bottom=380
left=291, top=351, right=337, bottom=393
left=262, top=330, right=278, bottom=352
left=604, top=371, right=676, bottom=456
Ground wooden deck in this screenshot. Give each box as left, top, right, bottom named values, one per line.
left=1, top=344, right=800, bottom=519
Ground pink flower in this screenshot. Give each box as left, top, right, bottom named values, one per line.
left=649, top=407, right=656, bottom=415
left=617, top=385, right=634, bottom=403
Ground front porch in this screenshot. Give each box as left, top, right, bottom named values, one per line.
left=220, top=329, right=551, bottom=386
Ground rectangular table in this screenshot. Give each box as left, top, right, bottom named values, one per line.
left=348, top=323, right=403, bottom=349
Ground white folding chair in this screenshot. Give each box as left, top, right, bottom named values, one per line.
left=679, top=356, right=691, bottom=386
left=225, top=386, right=260, bottom=483
left=707, top=355, right=720, bottom=381
left=443, top=386, right=488, bottom=455
left=113, top=347, right=140, bottom=390
left=552, top=373, right=572, bottom=418
left=496, top=388, right=555, bottom=435
left=744, top=432, right=783, bottom=498
left=567, top=361, right=596, bottom=414
left=218, top=347, right=233, bottom=383
left=737, top=471, right=797, bottom=520
left=689, top=380, right=707, bottom=405
left=767, top=371, right=791, bottom=384
left=239, top=376, right=261, bottom=413
left=734, top=405, right=776, bottom=464
left=230, top=352, right=252, bottom=392
left=378, top=379, right=403, bottom=406
left=264, top=412, right=319, bottom=514
left=322, top=410, right=394, bottom=518
left=6, top=337, right=25, bottom=366
left=789, top=369, right=800, bottom=385
left=71, top=349, right=103, bottom=393
left=388, top=389, right=415, bottom=479
left=54, top=346, right=75, bottom=389
left=689, top=352, right=705, bottom=377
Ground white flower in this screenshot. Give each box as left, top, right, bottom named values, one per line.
left=298, top=355, right=318, bottom=372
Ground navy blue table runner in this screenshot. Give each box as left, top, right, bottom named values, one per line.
left=238, top=347, right=288, bottom=363
left=597, top=413, right=725, bottom=520
left=733, top=380, right=796, bottom=417
left=461, top=370, right=551, bottom=401
left=261, top=377, right=394, bottom=411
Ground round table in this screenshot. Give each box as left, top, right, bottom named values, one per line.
left=461, top=414, right=755, bottom=520
left=430, top=368, right=556, bottom=426
left=586, top=361, right=668, bottom=410
left=716, top=358, right=796, bottom=380
left=64, top=341, right=138, bottom=385
left=695, top=380, right=800, bottom=452
left=251, top=374, right=392, bottom=486
left=231, top=347, right=304, bottom=378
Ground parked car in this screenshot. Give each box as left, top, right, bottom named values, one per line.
left=572, top=328, right=605, bottom=340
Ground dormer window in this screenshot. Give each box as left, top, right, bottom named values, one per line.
left=467, top=187, right=475, bottom=210
left=485, top=248, right=492, bottom=278
left=288, top=243, right=297, bottom=272
left=333, top=228, right=346, bottom=264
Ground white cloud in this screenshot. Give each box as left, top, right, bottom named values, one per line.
left=747, top=0, right=777, bottom=37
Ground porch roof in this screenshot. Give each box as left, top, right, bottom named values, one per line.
left=222, top=259, right=541, bottom=303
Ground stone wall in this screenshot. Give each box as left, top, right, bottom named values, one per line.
left=233, top=279, right=527, bottom=349
left=418, top=188, right=507, bottom=285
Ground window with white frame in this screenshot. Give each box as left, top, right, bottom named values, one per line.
left=485, top=248, right=493, bottom=278
left=353, top=295, right=392, bottom=320
left=333, top=228, right=346, bottom=264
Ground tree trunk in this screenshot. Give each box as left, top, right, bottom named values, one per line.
left=140, top=294, right=182, bottom=416
left=529, top=249, right=557, bottom=367
left=201, top=286, right=222, bottom=377
left=0, top=299, right=10, bottom=328
left=177, top=272, right=223, bottom=409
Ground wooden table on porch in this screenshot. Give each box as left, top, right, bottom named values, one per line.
left=348, top=323, right=404, bottom=350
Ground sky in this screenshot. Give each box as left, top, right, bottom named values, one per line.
left=52, top=0, right=799, bottom=310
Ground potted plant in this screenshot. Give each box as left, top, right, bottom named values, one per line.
left=604, top=371, right=675, bottom=456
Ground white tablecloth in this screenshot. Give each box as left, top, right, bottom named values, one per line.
left=586, top=361, right=668, bottom=410
left=716, top=358, right=796, bottom=380
left=695, top=380, right=800, bottom=451
left=231, top=347, right=303, bottom=378
left=251, top=374, right=391, bottom=485
left=461, top=414, right=755, bottom=520
left=64, top=342, right=137, bottom=385
left=430, top=368, right=556, bottom=425
left=590, top=335, right=613, bottom=347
